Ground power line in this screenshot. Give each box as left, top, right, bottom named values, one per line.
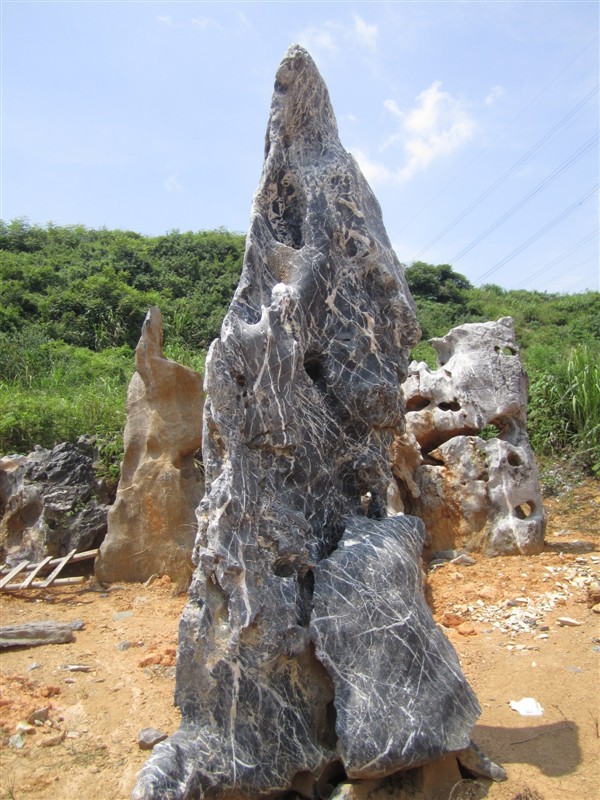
left=450, top=132, right=599, bottom=263
left=397, top=34, right=599, bottom=238
left=410, top=84, right=599, bottom=261
left=474, top=184, right=599, bottom=285
left=516, top=229, right=599, bottom=289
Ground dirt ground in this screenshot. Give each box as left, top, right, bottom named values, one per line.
left=1, top=479, right=598, bottom=800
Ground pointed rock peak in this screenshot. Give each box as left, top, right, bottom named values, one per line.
left=266, top=44, right=339, bottom=155
left=136, top=306, right=163, bottom=368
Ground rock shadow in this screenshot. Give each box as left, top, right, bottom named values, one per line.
left=473, top=720, right=580, bottom=778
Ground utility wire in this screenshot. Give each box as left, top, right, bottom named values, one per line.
left=516, top=229, right=599, bottom=289
left=450, top=132, right=599, bottom=263
left=410, top=84, right=599, bottom=261
left=397, top=34, right=599, bottom=238
left=474, top=184, right=599, bottom=285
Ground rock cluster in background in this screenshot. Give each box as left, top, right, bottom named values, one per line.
left=95, top=307, right=204, bottom=584
left=132, top=44, right=481, bottom=800
left=0, top=439, right=110, bottom=565
left=395, top=317, right=546, bottom=555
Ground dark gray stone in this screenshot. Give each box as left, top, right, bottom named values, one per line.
left=0, top=441, right=110, bottom=564
left=311, top=516, right=479, bottom=777
left=132, top=44, right=479, bottom=800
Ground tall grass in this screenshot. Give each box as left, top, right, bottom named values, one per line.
left=528, top=344, right=600, bottom=475
left=567, top=345, right=600, bottom=473
left=0, top=331, right=132, bottom=479
left=0, top=329, right=207, bottom=480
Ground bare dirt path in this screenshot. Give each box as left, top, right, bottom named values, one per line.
left=1, top=480, right=598, bottom=800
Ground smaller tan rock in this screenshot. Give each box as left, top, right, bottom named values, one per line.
left=457, top=622, right=477, bottom=636
left=591, top=604, right=600, bottom=615
left=442, top=611, right=465, bottom=628
left=587, top=580, right=600, bottom=607
left=477, top=586, right=499, bottom=602
left=40, top=730, right=65, bottom=747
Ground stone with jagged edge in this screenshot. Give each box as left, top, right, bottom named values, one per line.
left=132, top=44, right=479, bottom=800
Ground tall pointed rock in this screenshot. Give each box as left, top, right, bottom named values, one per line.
left=96, top=307, right=204, bottom=584
left=132, top=45, right=479, bottom=800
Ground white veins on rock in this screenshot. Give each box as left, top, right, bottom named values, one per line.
left=132, top=45, right=480, bottom=800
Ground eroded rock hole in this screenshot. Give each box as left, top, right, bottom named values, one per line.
left=406, top=394, right=430, bottom=412
left=507, top=451, right=522, bottom=467
left=367, top=490, right=386, bottom=520
left=289, top=771, right=317, bottom=799
left=514, top=501, right=535, bottom=519
left=488, top=416, right=518, bottom=444
left=267, top=170, right=305, bottom=249
left=304, top=354, right=324, bottom=384
left=438, top=400, right=461, bottom=412
left=423, top=452, right=445, bottom=467
left=274, top=559, right=295, bottom=578
left=495, top=345, right=517, bottom=356
left=317, top=759, right=347, bottom=799
left=296, top=568, right=315, bottom=626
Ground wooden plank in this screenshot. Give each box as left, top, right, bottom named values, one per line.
left=19, top=556, right=53, bottom=588
left=2, top=576, right=86, bottom=592
left=39, top=549, right=77, bottom=588
left=0, top=549, right=98, bottom=575
left=0, top=561, right=29, bottom=589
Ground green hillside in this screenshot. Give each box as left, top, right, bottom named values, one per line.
left=1, top=219, right=598, bottom=479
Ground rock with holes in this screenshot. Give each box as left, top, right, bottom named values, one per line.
left=95, top=307, right=204, bottom=584
left=0, top=440, right=110, bottom=565
left=397, top=317, right=545, bottom=555
left=132, top=44, right=481, bottom=800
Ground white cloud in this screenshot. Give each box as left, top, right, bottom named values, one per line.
left=350, top=148, right=394, bottom=184
left=352, top=14, right=378, bottom=51
left=484, top=85, right=505, bottom=106
left=297, top=26, right=338, bottom=57
left=190, top=17, right=220, bottom=32
left=298, top=14, right=378, bottom=60
left=165, top=174, right=183, bottom=194
left=157, top=15, right=172, bottom=27
left=357, top=82, right=476, bottom=184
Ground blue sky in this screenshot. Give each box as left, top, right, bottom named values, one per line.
left=2, top=1, right=598, bottom=293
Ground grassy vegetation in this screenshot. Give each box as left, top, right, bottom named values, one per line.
left=1, top=220, right=598, bottom=479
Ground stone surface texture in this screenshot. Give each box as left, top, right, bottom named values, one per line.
left=397, top=317, right=545, bottom=555
left=132, top=45, right=479, bottom=800
left=96, top=307, right=204, bottom=584
left=0, top=440, right=110, bottom=565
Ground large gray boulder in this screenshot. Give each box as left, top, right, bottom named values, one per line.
left=0, top=439, right=109, bottom=564
left=132, top=44, right=480, bottom=800
left=397, top=317, right=545, bottom=555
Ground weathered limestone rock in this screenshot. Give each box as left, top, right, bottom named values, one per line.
left=398, top=317, right=545, bottom=555
left=133, top=45, right=480, bottom=800
left=95, top=307, right=204, bottom=584
left=0, top=440, right=109, bottom=564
